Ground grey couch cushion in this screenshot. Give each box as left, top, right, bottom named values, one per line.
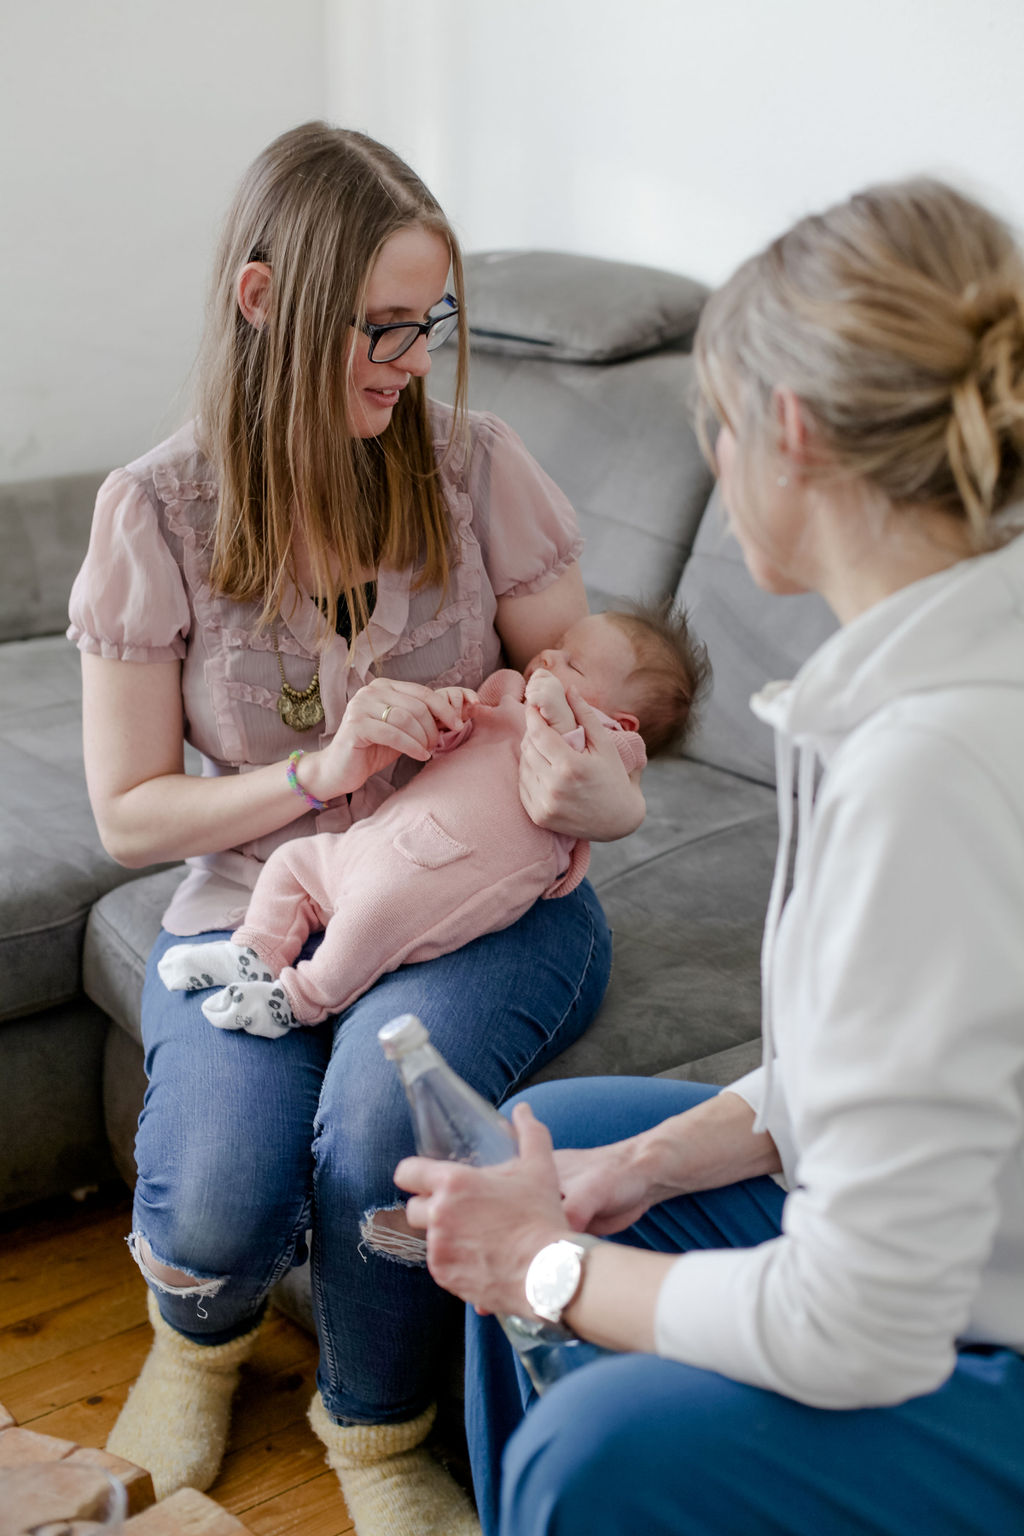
left=429, top=248, right=714, bottom=613
left=430, top=347, right=714, bottom=613
left=0, top=997, right=117, bottom=1209
left=83, top=864, right=188, bottom=1043
left=530, top=756, right=776, bottom=1084
left=461, top=250, right=708, bottom=363
left=0, top=636, right=148, bottom=1019
left=677, top=490, right=838, bottom=786
left=0, top=471, right=105, bottom=642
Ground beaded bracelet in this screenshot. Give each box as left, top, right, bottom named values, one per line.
left=287, top=749, right=327, bottom=812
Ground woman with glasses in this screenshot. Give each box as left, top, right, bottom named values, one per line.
left=69, top=122, right=639, bottom=1536
left=399, top=177, right=1024, bottom=1535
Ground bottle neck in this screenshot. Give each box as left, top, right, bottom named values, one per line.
left=392, top=1041, right=442, bottom=1087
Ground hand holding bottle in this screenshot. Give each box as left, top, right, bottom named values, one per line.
left=397, top=1100, right=571, bottom=1319
left=381, top=1014, right=613, bottom=1390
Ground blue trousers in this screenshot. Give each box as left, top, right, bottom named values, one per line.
left=132, top=879, right=610, bottom=1424
left=465, top=1078, right=1024, bottom=1536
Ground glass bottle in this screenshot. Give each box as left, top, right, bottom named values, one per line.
left=379, top=1012, right=611, bottom=1393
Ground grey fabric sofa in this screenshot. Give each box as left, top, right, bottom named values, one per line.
left=0, top=250, right=837, bottom=1231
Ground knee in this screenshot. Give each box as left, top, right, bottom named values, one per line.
left=358, top=1203, right=428, bottom=1268
left=501, top=1371, right=641, bottom=1535
left=129, top=1233, right=224, bottom=1297
left=312, top=1087, right=428, bottom=1267
left=502, top=1357, right=795, bottom=1535
left=313, top=1067, right=412, bottom=1199
left=134, top=1150, right=306, bottom=1280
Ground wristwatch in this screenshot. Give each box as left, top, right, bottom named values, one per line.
left=524, top=1233, right=602, bottom=1325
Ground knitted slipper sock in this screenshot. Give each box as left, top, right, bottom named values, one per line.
left=106, top=1291, right=261, bottom=1499
left=308, top=1392, right=480, bottom=1536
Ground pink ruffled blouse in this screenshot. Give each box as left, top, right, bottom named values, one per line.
left=68, top=401, right=583, bottom=935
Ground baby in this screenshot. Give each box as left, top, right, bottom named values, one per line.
left=160, top=602, right=710, bottom=1037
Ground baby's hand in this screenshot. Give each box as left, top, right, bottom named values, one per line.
left=525, top=669, right=576, bottom=734
left=436, top=686, right=479, bottom=724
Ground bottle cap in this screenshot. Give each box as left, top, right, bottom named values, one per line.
left=378, top=1013, right=429, bottom=1058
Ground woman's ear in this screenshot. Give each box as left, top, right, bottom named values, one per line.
left=773, top=387, right=815, bottom=468
left=236, top=261, right=273, bottom=328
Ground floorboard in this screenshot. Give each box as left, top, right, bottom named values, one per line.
left=0, top=1185, right=354, bottom=1535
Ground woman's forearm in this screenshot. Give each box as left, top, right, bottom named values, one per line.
left=562, top=1243, right=674, bottom=1352
left=82, top=654, right=335, bottom=866
left=82, top=653, right=472, bottom=867
left=562, top=1094, right=781, bottom=1352
left=91, top=761, right=323, bottom=867
left=631, top=1089, right=782, bottom=1198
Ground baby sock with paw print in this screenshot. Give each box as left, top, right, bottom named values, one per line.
left=158, top=941, right=273, bottom=993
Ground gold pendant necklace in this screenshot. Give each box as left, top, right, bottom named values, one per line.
left=275, top=640, right=325, bottom=732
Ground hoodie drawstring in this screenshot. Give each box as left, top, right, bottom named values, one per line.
left=754, top=732, right=797, bottom=1134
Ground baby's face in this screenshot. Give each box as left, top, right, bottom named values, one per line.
left=524, top=615, right=638, bottom=718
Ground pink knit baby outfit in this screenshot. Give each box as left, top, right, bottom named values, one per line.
left=233, top=669, right=646, bottom=1024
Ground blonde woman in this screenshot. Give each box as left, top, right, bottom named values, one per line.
left=69, top=123, right=641, bottom=1536
left=400, top=178, right=1024, bottom=1535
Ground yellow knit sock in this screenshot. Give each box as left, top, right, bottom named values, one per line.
left=308, top=1391, right=481, bottom=1536
left=106, top=1290, right=261, bottom=1498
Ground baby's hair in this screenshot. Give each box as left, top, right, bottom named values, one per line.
left=605, top=598, right=712, bottom=757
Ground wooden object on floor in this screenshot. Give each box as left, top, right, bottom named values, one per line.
left=0, top=1405, right=154, bottom=1512
left=0, top=1399, right=256, bottom=1534
left=125, top=1487, right=256, bottom=1534
left=0, top=1462, right=125, bottom=1536
left=0, top=1186, right=354, bottom=1536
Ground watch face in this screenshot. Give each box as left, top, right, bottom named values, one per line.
left=525, top=1240, right=583, bottom=1323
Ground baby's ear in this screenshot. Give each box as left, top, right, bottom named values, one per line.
left=611, top=710, right=640, bottom=733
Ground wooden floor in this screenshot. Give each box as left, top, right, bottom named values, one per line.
left=0, top=1183, right=354, bottom=1535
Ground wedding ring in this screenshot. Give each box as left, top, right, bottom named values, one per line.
left=380, top=704, right=393, bottom=724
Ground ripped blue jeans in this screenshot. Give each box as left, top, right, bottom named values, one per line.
left=130, top=878, right=611, bottom=1425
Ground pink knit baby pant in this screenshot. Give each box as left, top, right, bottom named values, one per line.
left=233, top=775, right=568, bottom=1024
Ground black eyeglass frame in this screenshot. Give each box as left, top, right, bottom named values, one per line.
left=354, top=293, right=460, bottom=364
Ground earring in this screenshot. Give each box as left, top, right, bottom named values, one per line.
left=777, top=474, right=789, bottom=488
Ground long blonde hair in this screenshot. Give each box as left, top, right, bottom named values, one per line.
left=197, top=122, right=469, bottom=636
left=695, top=179, right=1024, bottom=540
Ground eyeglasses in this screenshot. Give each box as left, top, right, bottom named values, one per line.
left=354, top=294, right=459, bottom=363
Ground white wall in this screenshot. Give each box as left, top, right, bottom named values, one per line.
left=0, top=0, right=326, bottom=481
left=327, top=0, right=1024, bottom=282
left=5, top=1, right=1022, bottom=483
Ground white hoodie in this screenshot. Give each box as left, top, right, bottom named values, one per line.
left=654, top=531, right=1024, bottom=1408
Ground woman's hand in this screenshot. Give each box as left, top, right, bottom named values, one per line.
left=395, top=1103, right=573, bottom=1317
left=519, top=689, right=646, bottom=840
left=552, top=1140, right=666, bottom=1236
left=308, top=679, right=474, bottom=802
left=557, top=1093, right=783, bottom=1237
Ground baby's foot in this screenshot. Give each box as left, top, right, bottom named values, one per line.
left=201, top=981, right=295, bottom=1039
left=158, top=941, right=273, bottom=993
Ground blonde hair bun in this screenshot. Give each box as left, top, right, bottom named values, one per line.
left=695, top=177, right=1024, bottom=538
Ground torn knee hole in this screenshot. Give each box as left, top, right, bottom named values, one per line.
left=128, top=1232, right=226, bottom=1298
left=359, top=1205, right=428, bottom=1266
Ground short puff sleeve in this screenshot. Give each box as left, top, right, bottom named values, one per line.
left=67, top=468, right=191, bottom=662
left=465, top=413, right=583, bottom=599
